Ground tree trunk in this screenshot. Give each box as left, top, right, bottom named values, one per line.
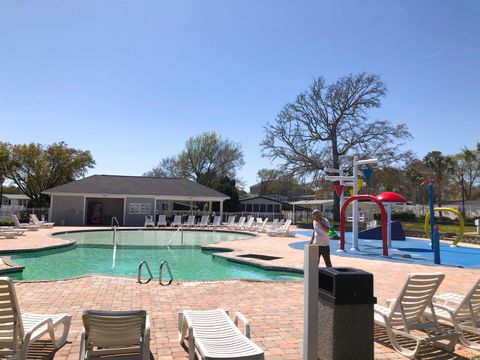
left=331, top=139, right=340, bottom=221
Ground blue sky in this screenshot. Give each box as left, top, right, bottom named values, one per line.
left=1, top=0, right=479, bottom=188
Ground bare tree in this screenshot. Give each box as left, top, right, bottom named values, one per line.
left=144, top=132, right=244, bottom=188
left=261, top=73, right=412, bottom=219
left=143, top=157, right=179, bottom=178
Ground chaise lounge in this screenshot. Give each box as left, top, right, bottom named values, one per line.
left=0, top=277, right=71, bottom=360
left=178, top=308, right=264, bottom=360
left=79, top=309, right=150, bottom=360
left=374, top=273, right=459, bottom=358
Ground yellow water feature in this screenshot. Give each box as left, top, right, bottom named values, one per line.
left=424, top=207, right=465, bottom=246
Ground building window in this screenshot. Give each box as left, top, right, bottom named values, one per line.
left=253, top=204, right=259, bottom=212
left=246, top=204, right=252, bottom=212
left=260, top=204, right=266, bottom=212
left=273, top=204, right=280, bottom=212
left=267, top=204, right=273, bottom=212
left=128, top=203, right=152, bottom=215
left=160, top=202, right=169, bottom=211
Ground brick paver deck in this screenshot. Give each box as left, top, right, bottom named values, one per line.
left=4, top=227, right=480, bottom=359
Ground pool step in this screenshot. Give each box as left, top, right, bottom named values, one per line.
left=0, top=257, right=24, bottom=275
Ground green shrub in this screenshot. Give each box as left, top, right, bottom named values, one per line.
left=0, top=220, right=14, bottom=226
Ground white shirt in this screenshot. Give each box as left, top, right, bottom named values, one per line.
left=312, top=220, right=330, bottom=246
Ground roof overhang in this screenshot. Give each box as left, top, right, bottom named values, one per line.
left=44, top=192, right=230, bottom=201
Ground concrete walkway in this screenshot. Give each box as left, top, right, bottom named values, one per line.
left=3, top=227, right=480, bottom=359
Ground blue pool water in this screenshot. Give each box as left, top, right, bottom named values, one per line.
left=7, top=230, right=302, bottom=281
left=292, top=231, right=480, bottom=268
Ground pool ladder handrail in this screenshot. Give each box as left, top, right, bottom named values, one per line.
left=167, top=226, right=183, bottom=247
left=159, top=260, right=173, bottom=286
left=138, top=260, right=153, bottom=284
left=137, top=260, right=173, bottom=285
left=111, top=217, right=120, bottom=245
left=111, top=217, right=120, bottom=228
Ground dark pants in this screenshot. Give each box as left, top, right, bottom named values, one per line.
left=318, top=245, right=332, bottom=267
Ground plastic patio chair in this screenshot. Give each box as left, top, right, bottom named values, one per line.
left=80, top=310, right=150, bottom=360
left=374, top=273, right=459, bottom=358
left=183, top=215, right=196, bottom=227
left=267, top=220, right=294, bottom=237
left=29, top=214, right=55, bottom=228
left=170, top=215, right=182, bottom=227
left=157, top=215, right=167, bottom=227
left=424, top=278, right=480, bottom=349
left=144, top=215, right=155, bottom=227
left=0, top=277, right=71, bottom=360
left=209, top=216, right=222, bottom=228
left=197, top=215, right=209, bottom=228
left=178, top=308, right=264, bottom=360
left=12, top=215, right=39, bottom=231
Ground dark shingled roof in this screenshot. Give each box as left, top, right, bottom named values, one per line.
left=43, top=175, right=229, bottom=199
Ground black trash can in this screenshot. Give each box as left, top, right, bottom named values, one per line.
left=317, top=267, right=376, bottom=360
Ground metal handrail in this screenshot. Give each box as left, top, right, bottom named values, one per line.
left=167, top=226, right=183, bottom=247
left=137, top=260, right=153, bottom=284
left=159, top=260, right=173, bottom=286
left=111, top=217, right=120, bottom=228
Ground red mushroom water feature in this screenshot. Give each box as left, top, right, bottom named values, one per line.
left=375, top=192, right=407, bottom=247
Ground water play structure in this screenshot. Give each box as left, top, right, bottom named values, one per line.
left=339, top=195, right=388, bottom=256
left=424, top=207, right=465, bottom=246
left=325, top=156, right=378, bottom=251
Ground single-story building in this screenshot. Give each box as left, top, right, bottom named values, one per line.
left=239, top=196, right=309, bottom=216
left=1, top=194, right=30, bottom=207
left=43, top=175, right=230, bottom=226
left=290, top=199, right=334, bottom=213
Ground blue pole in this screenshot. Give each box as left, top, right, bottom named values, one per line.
left=433, top=226, right=441, bottom=264
left=428, top=183, right=435, bottom=250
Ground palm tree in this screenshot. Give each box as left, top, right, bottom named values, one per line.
left=423, top=151, right=453, bottom=207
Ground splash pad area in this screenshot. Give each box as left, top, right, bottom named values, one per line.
left=291, top=231, right=480, bottom=268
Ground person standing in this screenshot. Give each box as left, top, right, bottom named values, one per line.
left=309, top=209, right=332, bottom=267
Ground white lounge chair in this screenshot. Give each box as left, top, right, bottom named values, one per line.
left=222, top=215, right=236, bottom=228
left=144, top=215, right=155, bottom=227
left=29, top=214, right=55, bottom=228
left=374, top=273, right=459, bottom=358
left=12, top=215, right=39, bottom=231
left=157, top=215, right=167, bottom=227
left=178, top=308, right=264, bottom=360
left=0, top=229, right=17, bottom=239
left=267, top=220, right=294, bottom=237
left=258, top=219, right=277, bottom=233
left=242, top=217, right=256, bottom=231
left=233, top=217, right=246, bottom=230
left=171, top=215, right=182, bottom=227
left=0, top=277, right=71, bottom=360
left=0, top=226, right=25, bottom=236
left=80, top=310, right=150, bottom=360
left=197, top=215, right=209, bottom=228
left=424, top=278, right=480, bottom=349
left=184, top=215, right=196, bottom=227
left=256, top=218, right=269, bottom=232
left=209, top=216, right=222, bottom=228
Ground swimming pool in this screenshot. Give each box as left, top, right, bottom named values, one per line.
left=292, top=231, right=480, bottom=268
left=8, top=230, right=302, bottom=281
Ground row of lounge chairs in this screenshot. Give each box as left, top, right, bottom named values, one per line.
left=3, top=272, right=480, bottom=359
left=1, top=277, right=263, bottom=360
left=144, top=215, right=294, bottom=235
left=0, top=215, right=55, bottom=239
left=375, top=273, right=480, bottom=358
